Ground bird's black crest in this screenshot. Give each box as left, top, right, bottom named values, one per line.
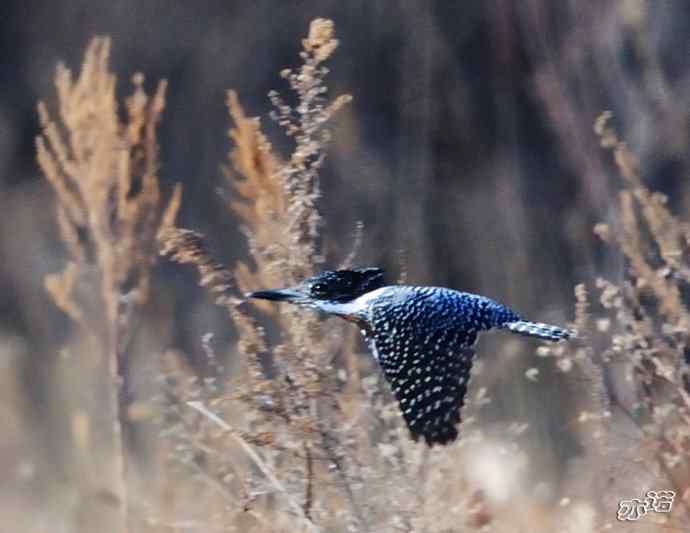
left=303, top=267, right=385, bottom=302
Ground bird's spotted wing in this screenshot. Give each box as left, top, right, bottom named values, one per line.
left=367, top=316, right=478, bottom=446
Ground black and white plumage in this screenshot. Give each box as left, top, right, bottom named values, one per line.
left=248, top=268, right=574, bottom=446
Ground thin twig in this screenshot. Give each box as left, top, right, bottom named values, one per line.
left=186, top=401, right=319, bottom=533
left=304, top=441, right=314, bottom=521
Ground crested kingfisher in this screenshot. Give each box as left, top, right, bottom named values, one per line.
left=248, top=267, right=574, bottom=446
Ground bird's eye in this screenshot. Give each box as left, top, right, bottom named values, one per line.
left=311, top=283, right=327, bottom=295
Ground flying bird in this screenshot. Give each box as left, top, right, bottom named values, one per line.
left=248, top=267, right=574, bottom=445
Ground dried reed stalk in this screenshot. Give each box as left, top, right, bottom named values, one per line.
left=36, top=37, right=180, bottom=531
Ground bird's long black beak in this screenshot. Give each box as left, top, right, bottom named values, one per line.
left=246, top=287, right=305, bottom=302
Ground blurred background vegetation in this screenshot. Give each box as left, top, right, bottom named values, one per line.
left=2, top=1, right=690, bottom=532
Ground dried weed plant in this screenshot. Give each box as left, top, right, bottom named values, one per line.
left=592, top=113, right=690, bottom=517
left=158, top=19, right=485, bottom=533
left=536, top=113, right=690, bottom=529
left=36, top=37, right=180, bottom=531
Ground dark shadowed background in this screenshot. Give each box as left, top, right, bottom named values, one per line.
left=8, top=1, right=688, bottom=351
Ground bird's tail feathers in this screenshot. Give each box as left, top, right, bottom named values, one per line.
left=503, top=320, right=574, bottom=342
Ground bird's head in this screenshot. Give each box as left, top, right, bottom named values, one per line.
left=247, top=267, right=385, bottom=312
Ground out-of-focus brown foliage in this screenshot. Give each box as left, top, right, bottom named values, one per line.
left=593, top=113, right=690, bottom=513
left=37, top=37, right=181, bottom=338
left=35, top=36, right=180, bottom=532
left=534, top=113, right=690, bottom=526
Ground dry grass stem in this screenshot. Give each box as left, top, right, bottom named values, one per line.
left=36, top=36, right=180, bottom=531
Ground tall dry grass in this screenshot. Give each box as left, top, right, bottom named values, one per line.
left=36, top=37, right=180, bottom=531
left=20, top=15, right=690, bottom=533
